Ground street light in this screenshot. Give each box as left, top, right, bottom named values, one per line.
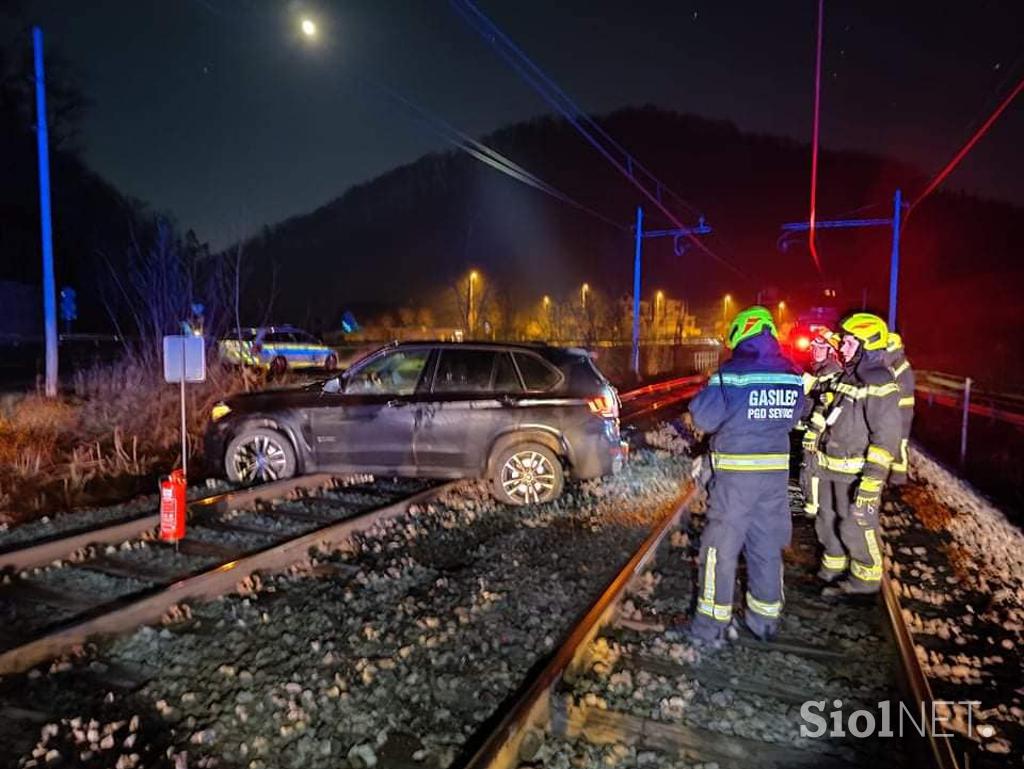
left=723, top=294, right=732, bottom=322
left=467, top=270, right=479, bottom=336
left=300, top=18, right=317, bottom=38
left=777, top=301, right=786, bottom=324
left=581, top=283, right=590, bottom=309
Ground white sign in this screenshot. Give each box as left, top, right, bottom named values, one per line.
left=163, top=335, right=206, bottom=383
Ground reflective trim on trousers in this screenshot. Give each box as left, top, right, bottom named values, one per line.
left=898, top=396, right=915, bottom=408
left=851, top=530, right=883, bottom=582
left=821, top=552, right=849, bottom=571
left=804, top=475, right=820, bottom=515
left=696, top=598, right=733, bottom=622
left=712, top=452, right=791, bottom=472
left=746, top=592, right=781, bottom=618
left=891, top=438, right=909, bottom=472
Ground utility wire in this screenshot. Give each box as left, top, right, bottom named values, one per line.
left=908, top=73, right=1024, bottom=218
left=451, top=1, right=704, bottom=221
left=450, top=0, right=747, bottom=279
left=365, top=78, right=627, bottom=231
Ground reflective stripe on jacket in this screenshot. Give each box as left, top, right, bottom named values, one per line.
left=815, top=349, right=902, bottom=483
left=689, top=330, right=806, bottom=467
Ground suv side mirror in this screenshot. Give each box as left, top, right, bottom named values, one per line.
left=323, top=376, right=342, bottom=394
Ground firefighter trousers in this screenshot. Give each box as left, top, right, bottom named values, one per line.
left=692, top=471, right=792, bottom=639
left=816, top=478, right=884, bottom=589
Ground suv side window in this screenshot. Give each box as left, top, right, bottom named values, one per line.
left=493, top=353, right=523, bottom=393
left=514, top=353, right=561, bottom=391
left=433, top=349, right=498, bottom=393
left=345, top=349, right=430, bottom=395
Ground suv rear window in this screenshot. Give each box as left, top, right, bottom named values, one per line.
left=433, top=349, right=498, bottom=393
left=513, top=353, right=561, bottom=391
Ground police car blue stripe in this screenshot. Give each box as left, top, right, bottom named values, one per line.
left=717, top=373, right=803, bottom=387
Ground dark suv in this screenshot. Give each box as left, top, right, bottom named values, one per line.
left=206, top=342, right=625, bottom=505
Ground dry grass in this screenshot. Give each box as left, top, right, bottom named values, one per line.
left=0, top=357, right=259, bottom=525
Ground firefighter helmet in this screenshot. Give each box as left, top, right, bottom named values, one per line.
left=841, top=313, right=889, bottom=351
left=726, top=306, right=777, bottom=349
left=812, top=328, right=840, bottom=351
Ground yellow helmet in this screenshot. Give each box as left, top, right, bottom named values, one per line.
left=841, top=312, right=889, bottom=351
left=886, top=332, right=903, bottom=352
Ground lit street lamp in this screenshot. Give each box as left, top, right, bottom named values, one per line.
left=468, top=270, right=479, bottom=336
left=722, top=294, right=732, bottom=322
left=300, top=18, right=317, bottom=38
left=581, top=282, right=590, bottom=310
left=777, top=300, right=786, bottom=324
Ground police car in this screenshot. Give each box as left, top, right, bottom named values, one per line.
left=218, top=326, right=338, bottom=375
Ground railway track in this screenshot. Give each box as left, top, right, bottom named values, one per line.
left=454, top=480, right=967, bottom=769
left=4, top=375, right=999, bottom=767
left=0, top=476, right=449, bottom=675
left=0, top=375, right=700, bottom=681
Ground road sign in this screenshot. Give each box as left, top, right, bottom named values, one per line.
left=59, top=286, right=77, bottom=322
left=163, top=335, right=206, bottom=383
left=163, top=334, right=206, bottom=483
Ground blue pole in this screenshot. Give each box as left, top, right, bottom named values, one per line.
left=631, top=206, right=643, bottom=378
left=33, top=26, right=58, bottom=397
left=887, top=189, right=902, bottom=331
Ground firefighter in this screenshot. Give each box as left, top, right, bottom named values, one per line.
left=814, top=313, right=901, bottom=593
left=680, top=306, right=805, bottom=642
left=799, top=329, right=843, bottom=516
left=882, top=333, right=915, bottom=485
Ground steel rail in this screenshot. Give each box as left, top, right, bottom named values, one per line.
left=454, top=485, right=696, bottom=769
left=0, top=473, right=338, bottom=572
left=0, top=481, right=453, bottom=675
left=881, top=574, right=962, bottom=769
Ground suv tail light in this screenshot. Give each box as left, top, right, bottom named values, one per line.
left=587, top=394, right=618, bottom=419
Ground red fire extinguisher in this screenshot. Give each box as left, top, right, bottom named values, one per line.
left=160, top=468, right=187, bottom=542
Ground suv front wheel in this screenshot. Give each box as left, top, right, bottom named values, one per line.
left=225, top=427, right=297, bottom=484
left=492, top=443, right=564, bottom=506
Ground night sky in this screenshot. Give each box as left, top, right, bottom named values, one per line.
left=3, top=0, right=1022, bottom=249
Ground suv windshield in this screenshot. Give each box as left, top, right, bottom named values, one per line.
left=345, top=349, right=430, bottom=395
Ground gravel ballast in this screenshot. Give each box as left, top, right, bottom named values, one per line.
left=0, top=449, right=689, bottom=768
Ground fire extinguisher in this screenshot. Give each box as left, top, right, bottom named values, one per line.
left=160, top=468, right=187, bottom=542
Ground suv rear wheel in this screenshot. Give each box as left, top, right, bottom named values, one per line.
left=492, top=443, right=564, bottom=505
left=225, top=427, right=296, bottom=484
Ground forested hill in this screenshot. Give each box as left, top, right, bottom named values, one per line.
left=238, top=105, right=1023, bottom=381
left=0, top=42, right=138, bottom=332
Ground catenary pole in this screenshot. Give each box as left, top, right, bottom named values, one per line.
left=33, top=26, right=58, bottom=397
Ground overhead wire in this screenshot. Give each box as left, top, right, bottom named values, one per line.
left=907, top=73, right=1024, bottom=219
left=449, top=0, right=748, bottom=279
left=363, top=78, right=628, bottom=231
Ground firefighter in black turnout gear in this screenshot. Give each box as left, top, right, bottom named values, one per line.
left=812, top=313, right=901, bottom=593
left=800, top=329, right=843, bottom=516
left=881, top=333, right=915, bottom=485
left=683, top=307, right=806, bottom=642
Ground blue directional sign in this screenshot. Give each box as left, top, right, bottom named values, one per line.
left=59, top=286, right=77, bottom=322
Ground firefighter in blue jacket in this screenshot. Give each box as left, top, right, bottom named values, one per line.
left=683, top=306, right=806, bottom=642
